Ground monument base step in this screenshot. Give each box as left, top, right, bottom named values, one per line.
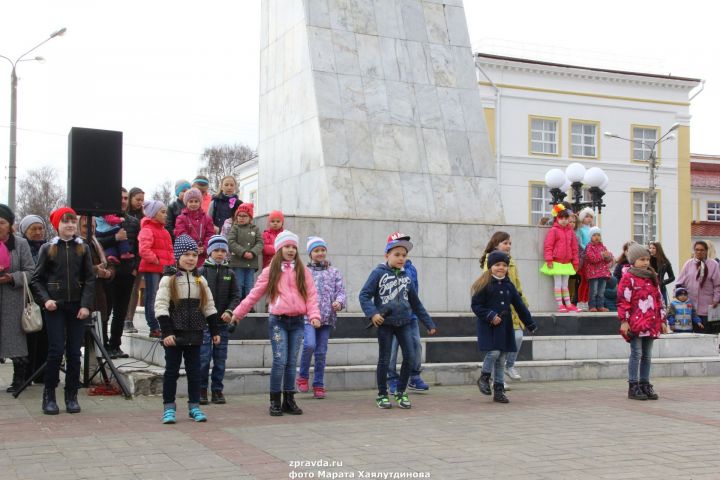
left=118, top=356, right=720, bottom=396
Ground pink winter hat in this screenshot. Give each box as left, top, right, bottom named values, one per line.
left=274, top=230, right=299, bottom=251
left=183, top=188, right=203, bottom=204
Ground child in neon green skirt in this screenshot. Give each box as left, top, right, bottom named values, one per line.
left=541, top=203, right=581, bottom=313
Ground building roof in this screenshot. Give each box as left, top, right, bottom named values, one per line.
left=692, top=221, right=720, bottom=238
left=691, top=161, right=720, bottom=188
left=475, top=53, right=702, bottom=84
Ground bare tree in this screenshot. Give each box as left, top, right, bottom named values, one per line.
left=16, top=166, right=67, bottom=221
left=152, top=180, right=173, bottom=206
left=198, top=143, right=257, bottom=194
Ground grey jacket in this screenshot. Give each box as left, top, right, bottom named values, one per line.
left=0, top=235, right=34, bottom=358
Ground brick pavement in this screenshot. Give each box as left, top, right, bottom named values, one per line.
left=1, top=364, right=718, bottom=480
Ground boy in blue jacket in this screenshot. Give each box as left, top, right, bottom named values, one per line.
left=359, top=232, right=437, bottom=410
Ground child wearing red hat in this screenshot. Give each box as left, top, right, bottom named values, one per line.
left=227, top=203, right=262, bottom=300
left=261, top=210, right=284, bottom=269
left=31, top=207, right=96, bottom=416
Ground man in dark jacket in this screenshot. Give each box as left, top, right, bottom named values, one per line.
left=166, top=179, right=190, bottom=241
left=98, top=188, right=141, bottom=357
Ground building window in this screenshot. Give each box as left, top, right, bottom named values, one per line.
left=249, top=189, right=257, bottom=204
left=530, top=183, right=554, bottom=225
left=570, top=121, right=598, bottom=158
left=530, top=117, right=560, bottom=155
left=632, top=126, right=659, bottom=161
left=708, top=201, right=720, bottom=222
left=632, top=190, right=660, bottom=243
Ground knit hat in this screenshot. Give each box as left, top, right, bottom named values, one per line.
left=236, top=202, right=254, bottom=219
left=0, top=203, right=15, bottom=225
left=268, top=210, right=284, bottom=223
left=143, top=200, right=165, bottom=220
left=192, top=176, right=209, bottom=186
left=578, top=207, right=594, bottom=223
left=589, top=226, right=601, bottom=237
left=674, top=286, right=689, bottom=297
left=206, top=234, right=229, bottom=256
left=385, top=232, right=413, bottom=254
left=49, top=207, right=77, bottom=231
left=274, top=230, right=299, bottom=251
left=626, top=242, right=650, bottom=265
left=19, top=215, right=45, bottom=236
left=183, top=187, right=203, bottom=204
left=173, top=233, right=198, bottom=261
left=307, top=236, right=327, bottom=255
left=487, top=250, right=510, bottom=269
left=175, top=179, right=191, bottom=197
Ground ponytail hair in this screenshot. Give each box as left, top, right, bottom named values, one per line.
left=470, top=270, right=493, bottom=297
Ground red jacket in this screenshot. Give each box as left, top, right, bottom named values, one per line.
left=543, top=221, right=579, bottom=268
left=262, top=227, right=283, bottom=269
left=138, top=218, right=174, bottom=273
left=174, top=208, right=214, bottom=263
left=584, top=241, right=612, bottom=280
left=617, top=270, right=665, bottom=338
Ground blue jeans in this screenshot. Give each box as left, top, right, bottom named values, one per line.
left=505, top=329, right=524, bottom=369
left=481, top=350, right=508, bottom=384
left=628, top=336, right=654, bottom=383
left=376, top=323, right=415, bottom=396
left=44, top=302, right=85, bottom=390
left=163, top=344, right=201, bottom=408
left=388, top=319, right=422, bottom=381
left=234, top=267, right=256, bottom=300
left=268, top=315, right=305, bottom=393
left=143, top=272, right=161, bottom=330
left=200, top=326, right=229, bottom=392
left=588, top=278, right=607, bottom=310
left=298, top=323, right=333, bottom=387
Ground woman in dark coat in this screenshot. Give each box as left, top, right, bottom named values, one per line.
left=0, top=205, right=36, bottom=393
left=649, top=241, right=675, bottom=304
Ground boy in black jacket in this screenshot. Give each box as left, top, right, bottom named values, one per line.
left=199, top=235, right=241, bottom=404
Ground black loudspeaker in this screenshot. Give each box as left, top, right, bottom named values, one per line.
left=68, top=127, right=123, bottom=216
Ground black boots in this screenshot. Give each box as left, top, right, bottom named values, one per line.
left=269, top=392, right=283, bottom=416
left=493, top=383, right=509, bottom=403
left=282, top=391, right=303, bottom=415
left=6, top=357, right=27, bottom=393
left=65, top=390, right=81, bottom=414
left=199, top=389, right=209, bottom=405
left=42, top=388, right=59, bottom=415
left=639, top=382, right=659, bottom=400
left=628, top=382, right=648, bottom=400
left=477, top=372, right=491, bottom=395
left=211, top=391, right=226, bottom=404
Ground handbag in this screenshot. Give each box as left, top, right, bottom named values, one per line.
left=22, top=274, right=43, bottom=333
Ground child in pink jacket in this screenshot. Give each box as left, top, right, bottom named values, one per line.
left=174, top=188, right=214, bottom=264
left=540, top=203, right=580, bottom=312
left=232, top=230, right=320, bottom=417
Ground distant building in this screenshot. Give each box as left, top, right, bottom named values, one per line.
left=691, top=154, right=720, bottom=254
left=475, top=53, right=702, bottom=261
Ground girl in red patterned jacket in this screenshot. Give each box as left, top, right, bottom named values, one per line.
left=540, top=203, right=580, bottom=312
left=617, top=243, right=665, bottom=401
left=583, top=226, right=613, bottom=312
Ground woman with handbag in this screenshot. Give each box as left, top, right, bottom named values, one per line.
left=0, top=204, right=36, bottom=393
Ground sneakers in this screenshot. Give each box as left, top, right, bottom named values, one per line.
left=149, top=330, right=162, bottom=338
left=376, top=395, right=392, bottom=409
left=211, top=391, right=226, bottom=404
left=599, top=307, right=610, bottom=312
left=394, top=392, right=411, bottom=409
left=123, top=321, right=138, bottom=334
left=188, top=407, right=207, bottom=422
left=199, top=389, right=209, bottom=405
left=505, top=367, right=521, bottom=380
left=566, top=304, right=580, bottom=312
left=387, top=379, right=398, bottom=395
left=557, top=305, right=569, bottom=313
left=162, top=408, right=176, bottom=424
left=296, top=377, right=309, bottom=393
left=589, top=308, right=598, bottom=312
left=408, top=376, right=429, bottom=391
left=313, top=386, right=326, bottom=399
left=109, top=348, right=130, bottom=359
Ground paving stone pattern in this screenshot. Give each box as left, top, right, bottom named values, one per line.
left=1, top=364, right=718, bottom=480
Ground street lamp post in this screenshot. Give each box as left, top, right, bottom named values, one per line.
left=604, top=123, right=679, bottom=244
left=0, top=27, right=66, bottom=210
left=545, top=162, right=608, bottom=214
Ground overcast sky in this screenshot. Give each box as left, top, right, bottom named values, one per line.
left=1, top=0, right=717, bottom=204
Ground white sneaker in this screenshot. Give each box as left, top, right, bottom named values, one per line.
left=505, top=367, right=521, bottom=380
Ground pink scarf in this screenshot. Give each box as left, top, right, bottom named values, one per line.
left=0, top=240, right=10, bottom=271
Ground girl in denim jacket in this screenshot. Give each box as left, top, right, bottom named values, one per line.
left=232, top=230, right=320, bottom=416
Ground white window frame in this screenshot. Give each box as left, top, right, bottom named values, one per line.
left=570, top=120, right=599, bottom=159
left=529, top=182, right=554, bottom=225
left=708, top=201, right=720, bottom=222
left=632, top=126, right=659, bottom=162
left=529, top=116, right=560, bottom=156
left=632, top=189, right=660, bottom=243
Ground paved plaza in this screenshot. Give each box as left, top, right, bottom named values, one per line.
left=0, top=365, right=718, bottom=480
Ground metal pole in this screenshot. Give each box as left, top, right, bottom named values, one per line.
left=647, top=148, right=657, bottom=244
left=8, top=67, right=17, bottom=210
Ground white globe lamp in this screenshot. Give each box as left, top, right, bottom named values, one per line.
left=565, top=162, right=586, bottom=183
left=583, top=167, right=606, bottom=187
left=544, top=169, right=566, bottom=189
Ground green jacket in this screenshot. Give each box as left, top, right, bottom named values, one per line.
left=482, top=255, right=529, bottom=330
left=227, top=223, right=263, bottom=269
